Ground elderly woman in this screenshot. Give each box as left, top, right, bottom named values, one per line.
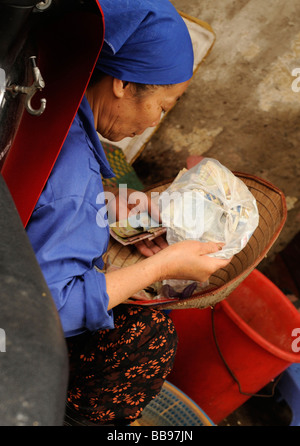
left=26, top=0, right=229, bottom=426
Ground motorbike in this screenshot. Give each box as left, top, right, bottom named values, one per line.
left=0, top=0, right=104, bottom=425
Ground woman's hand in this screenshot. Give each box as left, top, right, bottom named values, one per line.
left=134, top=236, right=168, bottom=257
left=153, top=240, right=231, bottom=283
left=105, top=239, right=231, bottom=309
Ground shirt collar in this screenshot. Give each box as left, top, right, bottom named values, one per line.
left=77, top=95, right=115, bottom=179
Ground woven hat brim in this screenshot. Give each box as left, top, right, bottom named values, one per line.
left=104, top=172, right=287, bottom=309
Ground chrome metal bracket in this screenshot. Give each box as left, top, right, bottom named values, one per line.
left=6, top=56, right=46, bottom=116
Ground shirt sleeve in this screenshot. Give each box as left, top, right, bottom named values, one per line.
left=26, top=195, right=114, bottom=338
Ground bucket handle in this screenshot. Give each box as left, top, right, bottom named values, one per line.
left=211, top=306, right=282, bottom=398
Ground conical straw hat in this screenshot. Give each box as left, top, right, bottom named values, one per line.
left=104, top=172, right=287, bottom=309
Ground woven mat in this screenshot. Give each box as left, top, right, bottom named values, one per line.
left=102, top=142, right=144, bottom=190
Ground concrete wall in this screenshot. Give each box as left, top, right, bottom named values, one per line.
left=134, top=0, right=300, bottom=259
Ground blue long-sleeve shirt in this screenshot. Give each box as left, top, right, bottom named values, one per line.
left=26, top=96, right=116, bottom=337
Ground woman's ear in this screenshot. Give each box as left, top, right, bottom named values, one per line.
left=112, top=78, right=130, bottom=98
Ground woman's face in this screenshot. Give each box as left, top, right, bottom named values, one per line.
left=88, top=78, right=190, bottom=142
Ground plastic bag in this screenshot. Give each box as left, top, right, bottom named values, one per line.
left=159, top=158, right=259, bottom=258
left=158, top=158, right=259, bottom=294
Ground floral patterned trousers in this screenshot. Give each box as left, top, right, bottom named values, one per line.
left=65, top=304, right=178, bottom=425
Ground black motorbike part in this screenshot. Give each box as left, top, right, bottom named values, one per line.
left=0, top=174, right=68, bottom=426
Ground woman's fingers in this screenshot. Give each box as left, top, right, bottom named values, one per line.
left=197, top=255, right=232, bottom=283
left=154, top=240, right=233, bottom=283
left=134, top=241, right=155, bottom=257
left=195, top=241, right=225, bottom=255
left=201, top=254, right=232, bottom=273
left=137, top=239, right=228, bottom=260
left=150, top=236, right=168, bottom=250
left=135, top=236, right=168, bottom=257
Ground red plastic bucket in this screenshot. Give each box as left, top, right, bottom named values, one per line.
left=168, top=269, right=300, bottom=423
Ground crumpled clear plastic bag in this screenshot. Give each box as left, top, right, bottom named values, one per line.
left=158, top=158, right=259, bottom=295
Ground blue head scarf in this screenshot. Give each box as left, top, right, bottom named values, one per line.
left=96, top=0, right=194, bottom=85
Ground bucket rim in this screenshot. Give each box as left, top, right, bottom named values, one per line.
left=219, top=269, right=300, bottom=363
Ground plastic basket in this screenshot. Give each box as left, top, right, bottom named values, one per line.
left=133, top=381, right=215, bottom=426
